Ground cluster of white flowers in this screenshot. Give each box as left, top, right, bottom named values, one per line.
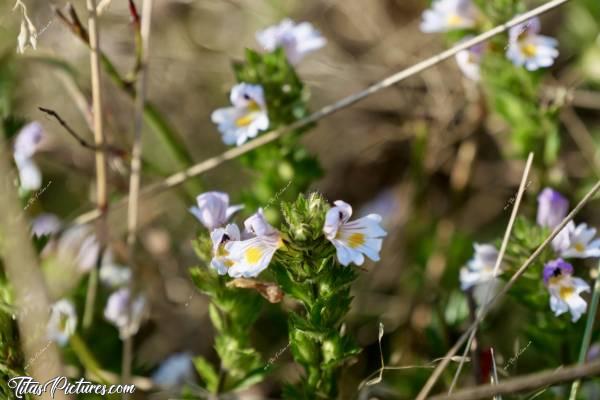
left=191, top=192, right=387, bottom=278
left=420, top=0, right=559, bottom=80
left=460, top=188, right=599, bottom=322
left=13, top=122, right=45, bottom=191
left=33, top=214, right=143, bottom=342
left=211, top=19, right=325, bottom=147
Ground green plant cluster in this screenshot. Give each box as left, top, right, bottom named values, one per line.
left=274, top=193, right=361, bottom=399
left=189, top=238, right=266, bottom=394
left=231, top=48, right=322, bottom=219
left=446, top=0, right=561, bottom=165
left=188, top=193, right=364, bottom=398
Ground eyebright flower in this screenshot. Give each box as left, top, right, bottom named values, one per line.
left=99, top=250, right=131, bottom=288
left=189, top=191, right=243, bottom=231
left=47, top=299, right=77, bottom=346
left=420, top=0, right=478, bottom=33
left=323, top=200, right=387, bottom=267
left=152, top=352, right=194, bottom=388
left=543, top=259, right=590, bottom=322
left=209, top=223, right=241, bottom=275
left=552, top=222, right=600, bottom=259
left=537, top=188, right=569, bottom=229
left=13, top=122, right=45, bottom=191
left=104, top=288, right=146, bottom=339
left=459, top=243, right=503, bottom=306
left=31, top=213, right=62, bottom=237
left=506, top=17, right=559, bottom=71
left=455, top=39, right=485, bottom=81
left=55, top=225, right=101, bottom=273
left=211, top=83, right=269, bottom=146
left=256, top=19, right=326, bottom=65
left=225, top=209, right=283, bottom=278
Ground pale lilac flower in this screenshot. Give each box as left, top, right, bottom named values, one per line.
left=587, top=343, right=600, bottom=361
left=552, top=222, right=600, bottom=259
left=455, top=39, right=485, bottom=81
left=99, top=250, right=131, bottom=288
left=225, top=209, right=283, bottom=278
left=56, top=225, right=101, bottom=273
left=420, top=0, right=478, bottom=33
left=506, top=17, right=559, bottom=71
left=256, top=19, right=326, bottom=64
left=210, top=223, right=241, bottom=275
left=47, top=299, right=77, bottom=346
left=543, top=259, right=590, bottom=322
left=459, top=243, right=503, bottom=306
left=31, top=213, right=62, bottom=237
left=104, top=288, right=146, bottom=339
left=152, top=352, right=195, bottom=388
left=323, top=200, right=387, bottom=267
left=13, top=122, right=45, bottom=191
left=537, top=188, right=569, bottom=229
left=189, top=191, right=243, bottom=231
left=211, top=83, right=269, bottom=146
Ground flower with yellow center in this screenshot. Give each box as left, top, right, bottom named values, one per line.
left=210, top=224, right=241, bottom=275
left=47, top=299, right=77, bottom=346
left=506, top=17, right=559, bottom=71
left=553, top=221, right=600, bottom=259
left=323, top=200, right=387, bottom=267
left=211, top=83, right=269, bottom=146
left=225, top=209, right=283, bottom=278
left=420, top=0, right=478, bottom=33
left=543, top=259, right=590, bottom=322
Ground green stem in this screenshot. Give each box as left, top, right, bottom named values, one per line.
left=69, top=333, right=110, bottom=385
left=569, top=259, right=600, bottom=400
left=98, top=53, right=197, bottom=172
left=82, top=267, right=98, bottom=329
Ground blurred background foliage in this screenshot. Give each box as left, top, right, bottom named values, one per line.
left=0, top=0, right=599, bottom=399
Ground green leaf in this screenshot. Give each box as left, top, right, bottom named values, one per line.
left=193, top=355, right=219, bottom=393
left=208, top=303, right=224, bottom=332
left=228, top=366, right=270, bottom=392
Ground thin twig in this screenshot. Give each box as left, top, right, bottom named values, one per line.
left=70, top=0, right=572, bottom=227
left=430, top=360, right=600, bottom=400
left=490, top=348, right=501, bottom=400
left=53, top=2, right=197, bottom=173
left=38, top=107, right=127, bottom=157
left=122, top=0, right=154, bottom=396
left=53, top=3, right=89, bottom=43
left=571, top=89, right=600, bottom=110
left=448, top=153, right=534, bottom=393
left=82, top=0, right=109, bottom=331
left=416, top=178, right=600, bottom=400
